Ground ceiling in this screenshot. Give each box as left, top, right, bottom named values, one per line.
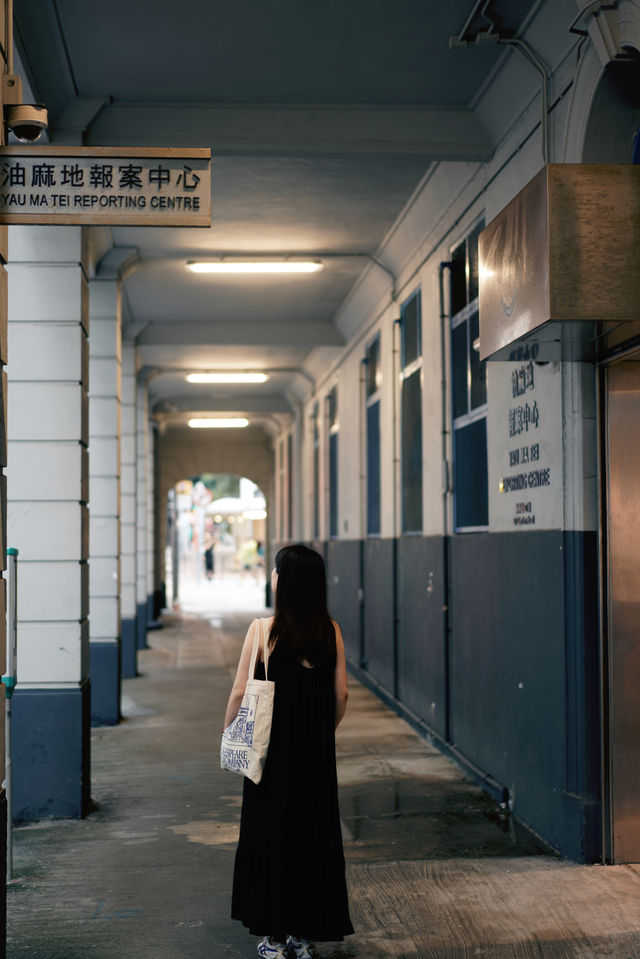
left=14, top=0, right=541, bottom=427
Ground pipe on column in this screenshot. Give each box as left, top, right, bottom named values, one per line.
left=392, top=316, right=402, bottom=701
left=439, top=261, right=453, bottom=743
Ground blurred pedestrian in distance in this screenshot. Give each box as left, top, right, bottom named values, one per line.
left=203, top=531, right=215, bottom=581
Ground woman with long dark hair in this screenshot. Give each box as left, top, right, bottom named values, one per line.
left=224, top=544, right=354, bottom=958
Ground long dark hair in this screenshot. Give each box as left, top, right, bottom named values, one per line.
left=270, top=545, right=336, bottom=666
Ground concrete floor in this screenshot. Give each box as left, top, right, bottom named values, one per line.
left=7, top=578, right=640, bottom=958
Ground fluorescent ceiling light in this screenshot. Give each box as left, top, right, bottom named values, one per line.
left=186, top=372, right=269, bottom=384
left=188, top=418, right=249, bottom=429
left=187, top=260, right=323, bottom=274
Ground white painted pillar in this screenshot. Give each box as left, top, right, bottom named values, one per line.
left=146, top=420, right=156, bottom=624
left=88, top=279, right=121, bottom=724
left=136, top=383, right=148, bottom=649
left=120, top=343, right=138, bottom=677
left=7, top=225, right=90, bottom=819
left=0, top=221, right=7, bottom=883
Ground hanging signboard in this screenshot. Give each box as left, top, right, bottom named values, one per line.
left=0, top=146, right=211, bottom=226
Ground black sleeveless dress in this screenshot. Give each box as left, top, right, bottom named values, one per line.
left=231, top=629, right=353, bottom=942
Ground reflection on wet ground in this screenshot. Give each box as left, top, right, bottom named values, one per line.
left=340, top=776, right=550, bottom=860
left=336, top=683, right=551, bottom=866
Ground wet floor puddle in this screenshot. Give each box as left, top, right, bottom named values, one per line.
left=340, top=778, right=552, bottom=859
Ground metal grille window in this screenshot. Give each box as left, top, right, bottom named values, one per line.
left=450, top=220, right=488, bottom=531
left=312, top=402, right=320, bottom=539
left=400, top=290, right=423, bottom=534
left=365, top=335, right=381, bottom=536
left=327, top=387, right=339, bottom=539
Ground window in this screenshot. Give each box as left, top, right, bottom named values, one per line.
left=312, top=402, right=320, bottom=539
left=365, top=336, right=381, bottom=536
left=278, top=439, right=285, bottom=540
left=287, top=432, right=293, bottom=540
left=400, top=290, right=423, bottom=533
left=450, top=220, right=488, bottom=530
left=327, top=387, right=339, bottom=538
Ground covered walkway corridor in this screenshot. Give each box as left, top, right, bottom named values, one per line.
left=3, top=1, right=640, bottom=954
left=7, top=582, right=640, bottom=959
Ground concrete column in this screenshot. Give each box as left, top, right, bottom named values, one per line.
left=88, top=280, right=121, bottom=725
left=7, top=225, right=90, bottom=819
left=120, top=344, right=137, bottom=678
left=0, top=220, right=7, bottom=949
left=152, top=423, right=165, bottom=616
left=146, top=420, right=156, bottom=623
left=136, top=383, right=148, bottom=649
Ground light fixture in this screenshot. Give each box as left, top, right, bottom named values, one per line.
left=188, top=418, right=249, bottom=429
left=243, top=509, right=267, bottom=521
left=187, top=259, right=323, bottom=274
left=186, top=372, right=269, bottom=384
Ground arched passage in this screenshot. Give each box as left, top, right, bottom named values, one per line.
left=562, top=2, right=640, bottom=161
left=583, top=57, right=640, bottom=162
left=156, top=424, right=274, bottom=606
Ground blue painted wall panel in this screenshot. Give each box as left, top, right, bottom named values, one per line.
left=121, top=617, right=137, bottom=678
left=290, top=530, right=601, bottom=860
left=397, top=536, right=447, bottom=736
left=136, top=602, right=148, bottom=649
left=363, top=538, right=395, bottom=694
left=90, top=640, right=121, bottom=726
left=449, top=531, right=568, bottom=850
left=326, top=539, right=361, bottom=663
left=12, top=681, right=91, bottom=820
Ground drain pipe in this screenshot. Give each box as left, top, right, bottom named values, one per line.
left=438, top=263, right=453, bottom=742
left=391, top=316, right=402, bottom=701
left=450, top=11, right=550, bottom=165
left=2, top=547, right=18, bottom=882
left=501, top=37, right=549, bottom=164
left=474, top=32, right=550, bottom=164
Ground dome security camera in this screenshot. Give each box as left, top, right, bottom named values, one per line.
left=5, top=104, right=48, bottom=143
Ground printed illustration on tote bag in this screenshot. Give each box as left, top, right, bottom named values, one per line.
left=226, top=696, right=257, bottom=746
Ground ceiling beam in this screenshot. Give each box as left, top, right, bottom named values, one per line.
left=59, top=103, right=493, bottom=161
left=151, top=393, right=293, bottom=414
left=134, top=321, right=344, bottom=347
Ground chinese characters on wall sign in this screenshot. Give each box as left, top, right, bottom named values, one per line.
left=0, top=147, right=211, bottom=226
left=487, top=345, right=562, bottom=531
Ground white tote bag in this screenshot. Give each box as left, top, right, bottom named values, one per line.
left=220, top=618, right=275, bottom=785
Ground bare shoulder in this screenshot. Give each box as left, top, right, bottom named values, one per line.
left=332, top=619, right=344, bottom=645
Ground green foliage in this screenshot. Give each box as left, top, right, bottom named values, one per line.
left=191, top=473, right=241, bottom=498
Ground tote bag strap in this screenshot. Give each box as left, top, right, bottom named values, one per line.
left=247, top=618, right=271, bottom=680
left=261, top=617, right=271, bottom=680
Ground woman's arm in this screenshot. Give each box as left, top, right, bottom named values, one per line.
left=333, top=620, right=349, bottom=728
left=223, top=619, right=257, bottom=730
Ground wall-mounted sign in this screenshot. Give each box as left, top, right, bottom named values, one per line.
left=0, top=146, right=211, bottom=226
left=479, top=164, right=640, bottom=361
left=487, top=350, right=563, bottom=531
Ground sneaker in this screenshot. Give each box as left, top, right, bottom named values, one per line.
left=286, top=935, right=313, bottom=958
left=257, top=937, right=289, bottom=959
